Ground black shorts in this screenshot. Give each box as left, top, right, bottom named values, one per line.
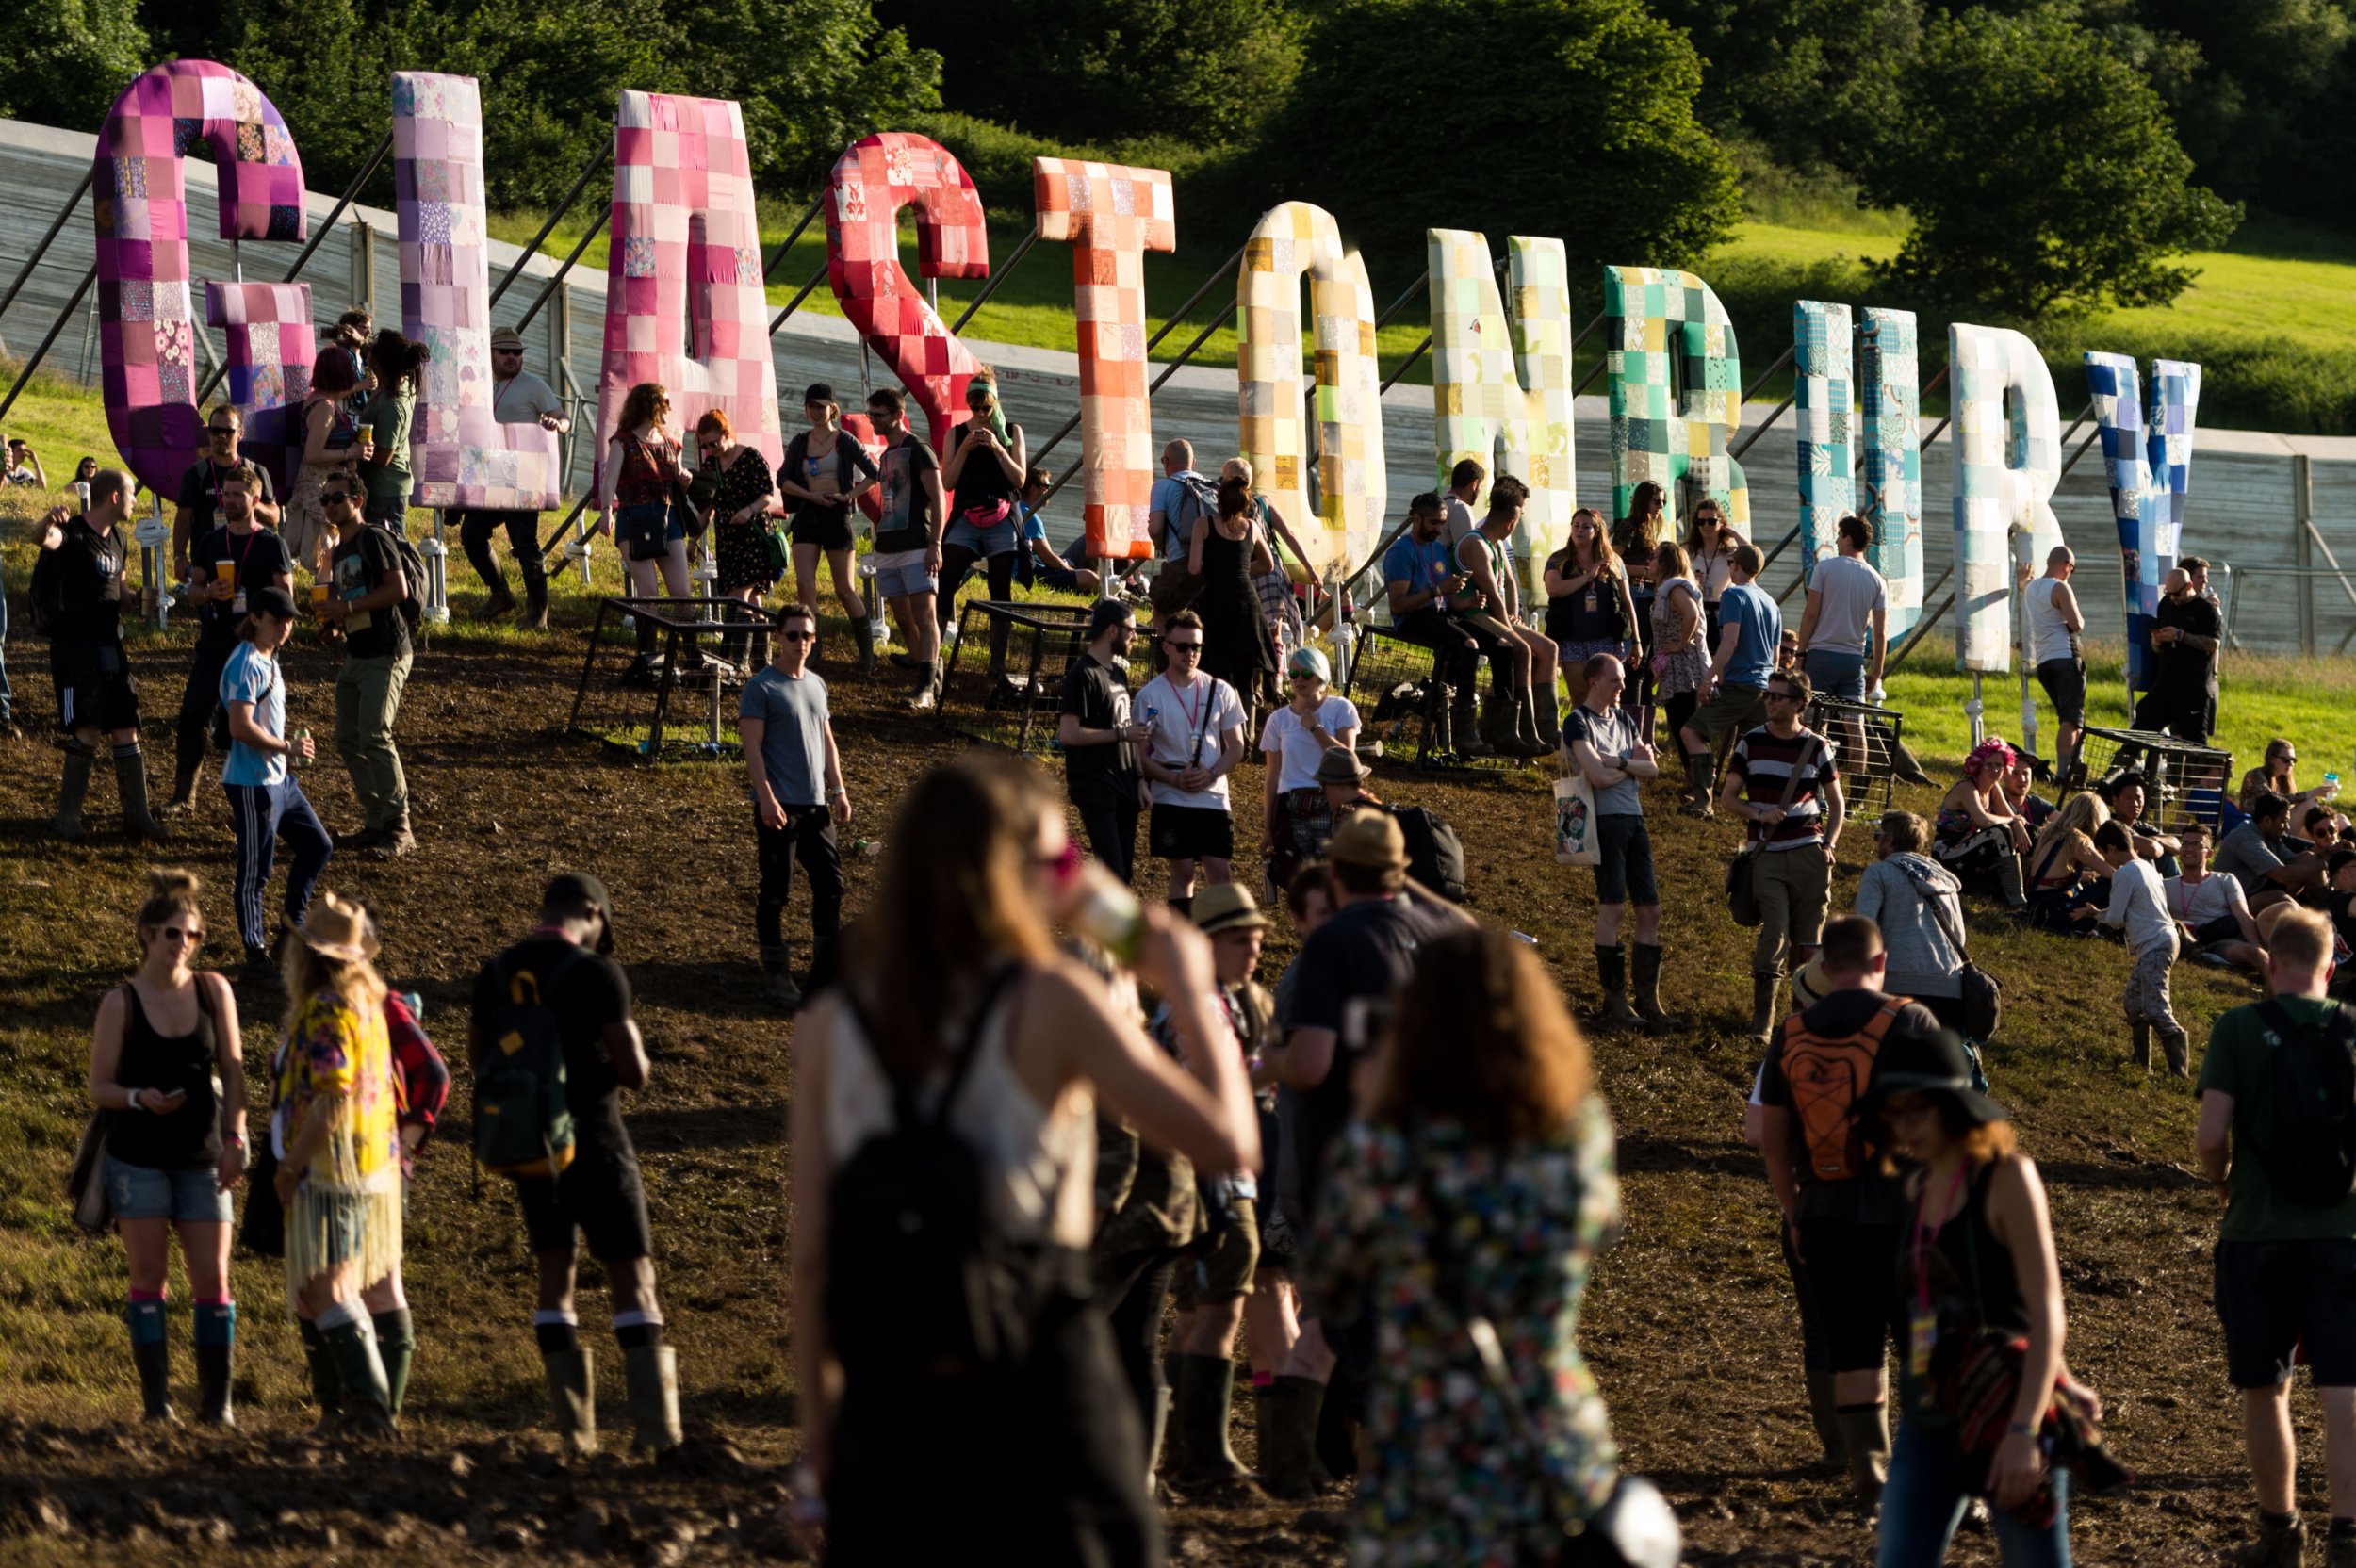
left=2193, top=914, right=2244, bottom=947
left=1595, top=812, right=1659, bottom=906
left=53, top=641, right=139, bottom=734
left=2216, top=1238, right=2356, bottom=1388
left=1793, top=1217, right=1902, bottom=1373
left=2036, top=657, right=2086, bottom=726
left=1150, top=804, right=1235, bottom=861
left=1172, top=1196, right=1260, bottom=1310
left=789, top=509, right=856, bottom=552
left=514, top=1139, right=653, bottom=1263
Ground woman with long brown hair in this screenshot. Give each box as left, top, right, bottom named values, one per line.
left=1188, top=474, right=1280, bottom=715
left=285, top=347, right=366, bottom=577
left=597, top=382, right=695, bottom=681
left=1307, top=925, right=1628, bottom=1562
left=270, top=890, right=403, bottom=1434
left=1543, top=506, right=1639, bottom=710
left=789, top=755, right=1257, bottom=1564
left=359, top=330, right=430, bottom=535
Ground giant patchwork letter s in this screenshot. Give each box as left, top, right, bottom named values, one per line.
left=93, top=60, right=306, bottom=498
left=825, top=134, right=988, bottom=453
left=1604, top=266, right=1747, bottom=533
left=1950, top=325, right=2063, bottom=673
left=1035, top=158, right=1174, bottom=563
left=592, top=90, right=783, bottom=485
left=2086, top=352, right=2200, bottom=695
left=1235, top=204, right=1388, bottom=579
left=1428, top=230, right=1567, bottom=600
left=394, top=72, right=562, bottom=509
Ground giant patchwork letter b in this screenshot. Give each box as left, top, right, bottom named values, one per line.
left=1603, top=266, right=1747, bottom=533
left=1950, top=324, right=2063, bottom=673
left=2087, top=351, right=2201, bottom=694
left=394, top=72, right=562, bottom=509
left=825, top=134, right=989, bottom=453
left=592, top=90, right=782, bottom=484
left=93, top=60, right=307, bottom=498
left=1034, top=158, right=1174, bottom=562
left=1428, top=231, right=1568, bottom=601
left=1235, top=204, right=1388, bottom=579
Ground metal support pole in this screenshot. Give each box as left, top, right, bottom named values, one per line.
left=1380, top=335, right=1431, bottom=396
left=0, top=167, right=94, bottom=324
left=490, top=145, right=610, bottom=306
left=768, top=262, right=830, bottom=336
left=1758, top=522, right=1803, bottom=576
left=1574, top=355, right=1608, bottom=397
left=0, top=265, right=97, bottom=428
left=948, top=223, right=1039, bottom=335
left=2297, top=454, right=2316, bottom=657
left=1145, top=242, right=1249, bottom=356
left=760, top=193, right=827, bottom=284
left=1376, top=270, right=1433, bottom=333
left=515, top=206, right=609, bottom=335
left=1742, top=343, right=1796, bottom=405
left=422, top=510, right=450, bottom=625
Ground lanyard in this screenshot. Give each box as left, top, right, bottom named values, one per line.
left=1912, top=1163, right=1970, bottom=1317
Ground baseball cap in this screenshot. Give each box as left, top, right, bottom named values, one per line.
left=543, top=872, right=616, bottom=955
left=803, top=383, right=836, bottom=407
left=1191, top=883, right=1268, bottom=936
left=1325, top=808, right=1406, bottom=870
left=245, top=585, right=299, bottom=622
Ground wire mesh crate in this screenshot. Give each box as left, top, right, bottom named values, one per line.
left=1804, top=695, right=1907, bottom=818
left=938, top=599, right=1162, bottom=756
left=2070, top=726, right=2234, bottom=833
left=565, top=596, right=772, bottom=761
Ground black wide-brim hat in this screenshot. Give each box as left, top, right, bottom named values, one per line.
left=1857, top=1023, right=2009, bottom=1127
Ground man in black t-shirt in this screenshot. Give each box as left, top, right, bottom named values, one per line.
left=172, top=403, right=280, bottom=575
left=1754, top=914, right=1941, bottom=1510
left=37, top=469, right=168, bottom=841
left=1257, top=809, right=1457, bottom=1497
left=2132, top=563, right=2221, bottom=743
left=469, top=874, right=679, bottom=1456
left=318, top=476, right=415, bottom=857
left=168, top=463, right=293, bottom=811
left=1058, top=597, right=1151, bottom=883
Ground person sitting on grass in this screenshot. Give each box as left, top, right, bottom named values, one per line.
left=2167, top=821, right=2269, bottom=976
left=1857, top=810, right=1972, bottom=1037
left=2024, top=792, right=2112, bottom=935
left=2217, top=792, right=2316, bottom=916
left=2000, top=751, right=2058, bottom=835
left=2097, top=819, right=2190, bottom=1075
left=1015, top=466, right=1102, bottom=597
left=2237, top=739, right=2338, bottom=818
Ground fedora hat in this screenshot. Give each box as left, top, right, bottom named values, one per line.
left=1192, top=882, right=1268, bottom=936
left=298, top=890, right=379, bottom=962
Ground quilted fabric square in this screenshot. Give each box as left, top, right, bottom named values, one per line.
left=624, top=237, right=659, bottom=278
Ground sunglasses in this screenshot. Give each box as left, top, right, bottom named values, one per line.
left=155, top=924, right=205, bottom=944
left=1167, top=640, right=1203, bottom=653
left=1765, top=689, right=1802, bottom=703
left=323, top=493, right=355, bottom=505
left=1037, top=840, right=1083, bottom=887
left=697, top=442, right=721, bottom=454
left=207, top=426, right=237, bottom=437
left=780, top=629, right=815, bottom=643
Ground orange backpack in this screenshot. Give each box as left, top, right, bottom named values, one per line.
left=1780, top=995, right=1909, bottom=1182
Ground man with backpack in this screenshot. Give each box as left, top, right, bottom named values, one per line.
left=33, top=470, right=170, bottom=841
left=1311, top=748, right=1468, bottom=904
left=1148, top=440, right=1216, bottom=628
left=2198, top=908, right=2356, bottom=1568
left=469, top=873, right=680, bottom=1457
left=1754, top=914, right=1942, bottom=1511
left=317, top=472, right=416, bottom=858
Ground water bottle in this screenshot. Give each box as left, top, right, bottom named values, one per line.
left=293, top=727, right=311, bottom=769
left=860, top=559, right=888, bottom=647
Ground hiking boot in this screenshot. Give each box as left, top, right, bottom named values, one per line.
left=337, top=824, right=388, bottom=852
left=114, top=745, right=171, bottom=842
left=623, top=1344, right=682, bottom=1454
left=2225, top=1513, right=2306, bottom=1568
left=369, top=817, right=417, bottom=859
left=1749, top=973, right=1784, bottom=1045
left=52, top=744, right=94, bottom=840
left=476, top=586, right=517, bottom=622
left=1632, top=944, right=1685, bottom=1030
left=543, top=1348, right=597, bottom=1457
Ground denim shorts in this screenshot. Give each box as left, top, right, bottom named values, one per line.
left=618, top=500, right=684, bottom=562
left=873, top=549, right=937, bottom=600
left=943, top=515, right=1019, bottom=557
left=1803, top=648, right=1867, bottom=698
left=104, top=1152, right=232, bottom=1223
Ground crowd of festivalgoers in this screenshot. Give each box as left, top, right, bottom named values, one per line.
left=16, top=343, right=2356, bottom=1568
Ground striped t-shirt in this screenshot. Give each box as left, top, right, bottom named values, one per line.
left=1728, top=725, right=1840, bottom=851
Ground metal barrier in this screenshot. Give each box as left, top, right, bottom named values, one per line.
left=565, top=596, right=772, bottom=760
left=1339, top=625, right=1533, bottom=771
left=937, top=599, right=1164, bottom=756
left=1805, top=694, right=1907, bottom=819
left=2066, top=725, right=2233, bottom=833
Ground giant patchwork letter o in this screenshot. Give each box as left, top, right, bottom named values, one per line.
left=93, top=60, right=307, bottom=498
left=1428, top=230, right=1568, bottom=600
left=592, top=90, right=783, bottom=486
left=825, top=133, right=988, bottom=453
left=2087, top=351, right=2201, bottom=694
left=1603, top=266, right=1747, bottom=536
left=1950, top=324, right=2064, bottom=673
left=394, top=72, right=562, bottom=509
left=1034, top=158, right=1174, bottom=563
left=1236, top=204, right=1388, bottom=579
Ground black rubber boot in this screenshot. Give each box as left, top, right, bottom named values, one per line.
left=299, top=1319, right=343, bottom=1433
left=1450, top=689, right=1490, bottom=759
left=371, top=1309, right=415, bottom=1418
left=194, top=1300, right=237, bottom=1426
left=2226, top=1514, right=2306, bottom=1568
left=113, top=743, right=170, bottom=842
left=1804, top=1372, right=1843, bottom=1471
left=849, top=614, right=876, bottom=678
left=1174, top=1353, right=1249, bottom=1485
left=1257, top=1375, right=1330, bottom=1499
left=1632, top=943, right=1685, bottom=1030
left=1532, top=677, right=1562, bottom=755
left=1595, top=944, right=1643, bottom=1030
left=53, top=743, right=94, bottom=840
left=1159, top=1349, right=1192, bottom=1478
left=127, top=1299, right=173, bottom=1423
left=163, top=749, right=204, bottom=815
left=322, top=1315, right=395, bottom=1437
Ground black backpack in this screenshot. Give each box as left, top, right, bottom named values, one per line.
left=26, top=546, right=67, bottom=639
left=2258, top=999, right=2356, bottom=1209
left=827, top=968, right=1047, bottom=1385
left=472, top=948, right=581, bottom=1178
left=1388, top=804, right=1467, bottom=903
left=368, top=523, right=428, bottom=633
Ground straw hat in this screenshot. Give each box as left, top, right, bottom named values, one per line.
left=1325, top=808, right=1406, bottom=870
left=298, top=890, right=380, bottom=962
left=1191, top=883, right=1268, bottom=936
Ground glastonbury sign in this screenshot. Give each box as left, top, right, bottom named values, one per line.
left=90, top=61, right=2198, bottom=681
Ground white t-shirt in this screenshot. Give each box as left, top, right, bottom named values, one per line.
left=1808, top=553, right=1888, bottom=655
left=2166, top=869, right=2248, bottom=929
left=1137, top=672, right=1246, bottom=809
left=1260, top=696, right=1362, bottom=792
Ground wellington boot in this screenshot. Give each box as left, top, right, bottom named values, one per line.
left=1804, top=1373, right=1843, bottom=1471
left=2131, top=1022, right=2151, bottom=1070
left=1421, top=684, right=1454, bottom=763
left=1995, top=852, right=2028, bottom=911
left=1508, top=689, right=1550, bottom=760
left=195, top=1301, right=237, bottom=1427
left=52, top=746, right=94, bottom=840
left=322, top=1317, right=395, bottom=1437
left=370, top=1309, right=415, bottom=1417
left=850, top=614, right=877, bottom=678
left=1257, top=1375, right=1330, bottom=1500
left=623, top=1343, right=682, bottom=1454
left=1478, top=694, right=1513, bottom=757
left=299, top=1319, right=343, bottom=1432
left=1632, top=944, right=1686, bottom=1030
left=1450, top=692, right=1491, bottom=759
left=1835, top=1404, right=1890, bottom=1511
left=2158, top=1026, right=2191, bottom=1077
left=162, top=754, right=204, bottom=815
left=2224, top=1515, right=2307, bottom=1568
left=127, top=1304, right=174, bottom=1423
left=113, top=746, right=170, bottom=842
left=1749, top=973, right=1784, bottom=1045
left=1597, top=986, right=1645, bottom=1031
left=1532, top=678, right=1562, bottom=756
left=522, top=595, right=549, bottom=633
left=542, top=1348, right=597, bottom=1457
left=476, top=585, right=518, bottom=622
left=2325, top=1527, right=2356, bottom=1568
left=1174, top=1354, right=1249, bottom=1485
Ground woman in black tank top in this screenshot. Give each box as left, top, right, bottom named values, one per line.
left=1866, top=1028, right=2093, bottom=1565
left=84, top=870, right=249, bottom=1423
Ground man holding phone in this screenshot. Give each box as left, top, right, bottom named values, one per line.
left=1383, top=491, right=1497, bottom=759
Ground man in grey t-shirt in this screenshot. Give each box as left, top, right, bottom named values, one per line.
left=1562, top=653, right=1678, bottom=1030
left=738, top=603, right=850, bottom=1009
left=1796, top=513, right=1888, bottom=699
left=458, top=325, right=573, bottom=629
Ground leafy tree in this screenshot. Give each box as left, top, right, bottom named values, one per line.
left=877, top=0, right=1303, bottom=148
left=1651, top=0, right=1922, bottom=178
left=0, top=0, right=154, bottom=131
left=1263, top=0, right=1740, bottom=290
left=1860, top=4, right=2239, bottom=318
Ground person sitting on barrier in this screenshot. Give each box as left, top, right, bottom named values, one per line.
left=693, top=409, right=783, bottom=671
left=1544, top=506, right=1639, bottom=715
left=1261, top=646, right=1363, bottom=894
left=2131, top=564, right=2220, bottom=743
left=1438, top=457, right=1482, bottom=547
left=1453, top=475, right=1557, bottom=757
left=2025, top=792, right=2112, bottom=935
left=863, top=387, right=947, bottom=711
left=2217, top=792, right=2315, bottom=915
left=2239, top=739, right=2339, bottom=817
left=1932, top=738, right=2031, bottom=909
left=1189, top=477, right=1280, bottom=723
left=597, top=382, right=696, bottom=682
left=1136, top=609, right=1249, bottom=916
left=1383, top=491, right=1491, bottom=760
left=1680, top=540, right=1780, bottom=818
left=1016, top=466, right=1103, bottom=598
left=937, top=369, right=1027, bottom=685
left=1649, top=541, right=1710, bottom=763
left=2165, top=821, right=2269, bottom=976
